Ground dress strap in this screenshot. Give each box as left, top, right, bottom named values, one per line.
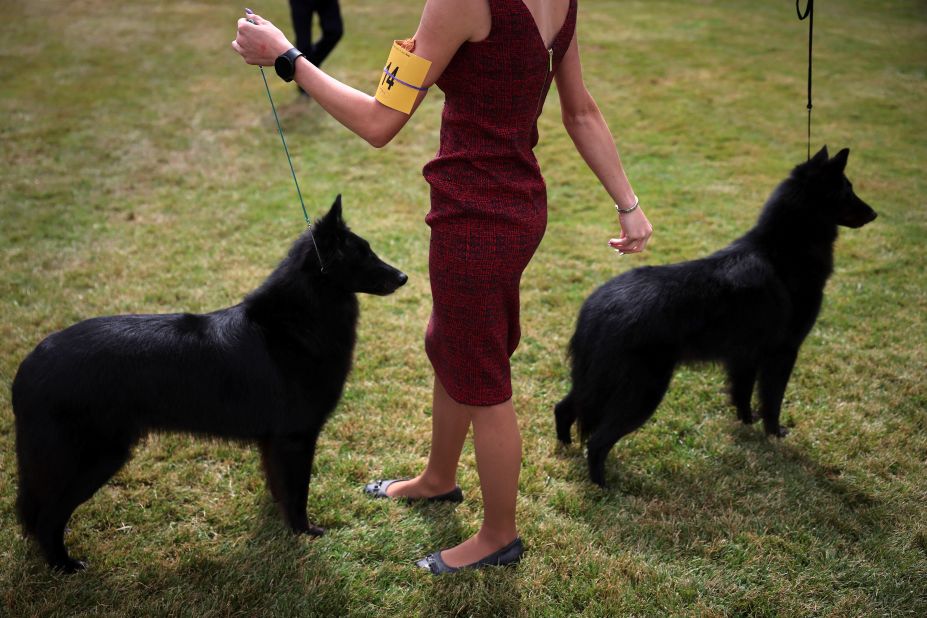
left=561, top=0, right=578, bottom=47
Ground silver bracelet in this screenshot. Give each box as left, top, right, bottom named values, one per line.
left=615, top=196, right=639, bottom=215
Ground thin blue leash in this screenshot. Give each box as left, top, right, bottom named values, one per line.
left=247, top=14, right=325, bottom=270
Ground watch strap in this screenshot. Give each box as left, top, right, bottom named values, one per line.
left=275, top=47, right=304, bottom=83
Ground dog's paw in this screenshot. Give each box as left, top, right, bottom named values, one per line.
left=765, top=426, right=790, bottom=438
left=739, top=411, right=761, bottom=425
left=52, top=557, right=88, bottom=574
left=301, top=523, right=325, bottom=537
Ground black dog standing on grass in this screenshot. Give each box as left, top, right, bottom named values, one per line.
left=556, top=147, right=877, bottom=486
left=12, top=195, right=407, bottom=572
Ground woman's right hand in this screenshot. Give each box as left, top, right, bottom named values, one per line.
left=609, top=207, right=653, bottom=254
left=232, top=11, right=294, bottom=66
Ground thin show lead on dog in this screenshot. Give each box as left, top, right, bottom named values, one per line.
left=234, top=2, right=652, bottom=574
left=13, top=198, right=407, bottom=573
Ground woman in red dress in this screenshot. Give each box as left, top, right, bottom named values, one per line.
left=234, top=0, right=652, bottom=573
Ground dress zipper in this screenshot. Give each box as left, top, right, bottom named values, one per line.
left=534, top=47, right=554, bottom=120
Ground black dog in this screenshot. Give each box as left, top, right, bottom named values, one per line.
left=12, top=195, right=407, bottom=572
left=555, top=147, right=877, bottom=486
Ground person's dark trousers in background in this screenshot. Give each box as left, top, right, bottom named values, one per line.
left=289, top=0, right=344, bottom=68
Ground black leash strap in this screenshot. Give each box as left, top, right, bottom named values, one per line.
left=796, top=0, right=814, bottom=160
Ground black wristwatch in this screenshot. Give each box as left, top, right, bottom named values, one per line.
left=274, top=47, right=305, bottom=83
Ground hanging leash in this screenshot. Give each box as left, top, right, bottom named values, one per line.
left=247, top=13, right=325, bottom=271
left=796, top=0, right=814, bottom=160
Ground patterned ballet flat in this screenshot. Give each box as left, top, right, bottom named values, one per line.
left=363, top=479, right=464, bottom=503
left=416, top=537, right=524, bottom=574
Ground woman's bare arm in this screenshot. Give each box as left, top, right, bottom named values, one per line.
left=555, top=31, right=653, bottom=253
left=232, top=1, right=488, bottom=147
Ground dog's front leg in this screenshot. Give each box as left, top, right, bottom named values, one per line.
left=261, top=435, right=324, bottom=536
left=259, top=439, right=285, bottom=502
left=726, top=361, right=760, bottom=424
left=757, top=348, right=799, bottom=437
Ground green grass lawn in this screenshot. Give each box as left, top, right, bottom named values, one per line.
left=2, top=0, right=925, bottom=615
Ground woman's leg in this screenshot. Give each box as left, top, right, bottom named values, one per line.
left=287, top=0, right=314, bottom=60
left=439, top=397, right=521, bottom=567
left=306, top=0, right=344, bottom=67
left=387, top=375, right=522, bottom=566
left=386, top=377, right=470, bottom=498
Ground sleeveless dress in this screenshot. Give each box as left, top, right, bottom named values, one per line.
left=422, top=0, right=578, bottom=406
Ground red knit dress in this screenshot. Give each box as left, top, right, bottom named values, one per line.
left=422, top=0, right=577, bottom=406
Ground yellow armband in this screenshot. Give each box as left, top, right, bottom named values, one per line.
left=375, top=40, right=432, bottom=115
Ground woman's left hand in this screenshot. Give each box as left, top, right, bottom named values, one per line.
left=609, top=207, right=653, bottom=254
left=231, top=12, right=293, bottom=66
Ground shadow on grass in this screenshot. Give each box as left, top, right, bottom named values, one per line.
left=561, top=419, right=885, bottom=553
left=3, top=474, right=516, bottom=616
left=424, top=566, right=523, bottom=617
left=410, top=499, right=467, bottom=546
left=4, top=500, right=351, bottom=616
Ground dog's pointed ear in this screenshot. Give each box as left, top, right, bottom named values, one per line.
left=315, top=194, right=344, bottom=230
left=810, top=145, right=829, bottom=165
left=828, top=148, right=850, bottom=173
left=328, top=194, right=343, bottom=223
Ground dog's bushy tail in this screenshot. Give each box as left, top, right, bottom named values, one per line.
left=12, top=364, right=41, bottom=537
left=568, top=329, right=622, bottom=443
left=13, top=432, right=39, bottom=537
